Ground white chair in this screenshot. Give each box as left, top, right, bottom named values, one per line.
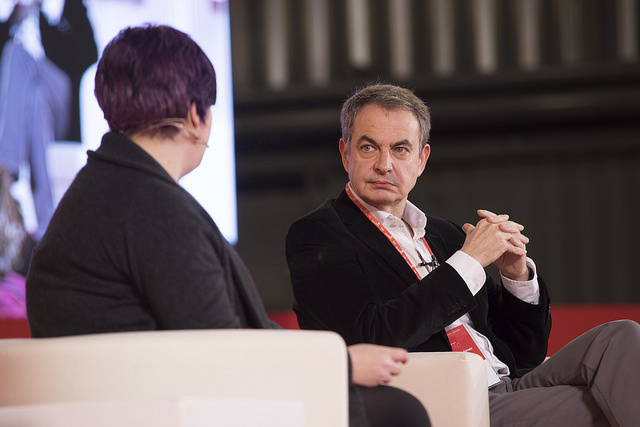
left=395, top=352, right=489, bottom=427
left=0, top=329, right=348, bottom=427
left=0, top=330, right=490, bottom=427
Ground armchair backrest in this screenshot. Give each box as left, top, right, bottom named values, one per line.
left=0, top=329, right=349, bottom=427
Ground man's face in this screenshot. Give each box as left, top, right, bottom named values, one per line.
left=339, top=103, right=430, bottom=218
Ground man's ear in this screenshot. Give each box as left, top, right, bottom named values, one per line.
left=417, top=144, right=431, bottom=176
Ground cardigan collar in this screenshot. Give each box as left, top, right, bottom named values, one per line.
left=88, top=131, right=176, bottom=185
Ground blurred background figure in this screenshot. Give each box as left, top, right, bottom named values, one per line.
left=0, top=160, right=31, bottom=319
left=0, top=0, right=96, bottom=239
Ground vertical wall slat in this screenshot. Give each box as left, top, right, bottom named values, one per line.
left=617, top=0, right=639, bottom=62
left=516, top=0, right=541, bottom=70
left=346, top=0, right=372, bottom=70
left=305, top=0, right=331, bottom=86
left=264, top=0, right=289, bottom=89
left=388, top=0, right=413, bottom=80
left=471, top=0, right=499, bottom=74
left=429, top=0, right=456, bottom=76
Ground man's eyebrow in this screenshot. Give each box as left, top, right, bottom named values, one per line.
left=357, top=135, right=379, bottom=146
left=391, top=139, right=412, bottom=148
left=357, top=135, right=413, bottom=147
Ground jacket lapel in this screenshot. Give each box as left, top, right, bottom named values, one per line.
left=424, top=226, right=451, bottom=267
left=333, top=190, right=421, bottom=287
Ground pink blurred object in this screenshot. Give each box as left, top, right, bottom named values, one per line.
left=0, top=271, right=27, bottom=319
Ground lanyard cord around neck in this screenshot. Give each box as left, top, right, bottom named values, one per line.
left=345, top=184, right=439, bottom=279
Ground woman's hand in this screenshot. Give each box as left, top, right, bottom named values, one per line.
left=348, top=343, right=408, bottom=387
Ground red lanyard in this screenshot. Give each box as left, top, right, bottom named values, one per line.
left=346, top=184, right=437, bottom=279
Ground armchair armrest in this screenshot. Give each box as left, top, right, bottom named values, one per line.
left=388, top=352, right=489, bottom=427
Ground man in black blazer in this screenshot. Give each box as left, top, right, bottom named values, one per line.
left=286, top=83, right=640, bottom=426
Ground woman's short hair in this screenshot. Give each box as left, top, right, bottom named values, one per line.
left=341, top=83, right=431, bottom=150
left=95, top=24, right=217, bottom=135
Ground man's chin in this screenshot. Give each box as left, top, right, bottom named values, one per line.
left=360, top=195, right=396, bottom=210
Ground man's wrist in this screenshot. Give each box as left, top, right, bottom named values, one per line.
left=447, top=250, right=486, bottom=295
left=502, top=268, right=531, bottom=282
left=501, top=259, right=540, bottom=304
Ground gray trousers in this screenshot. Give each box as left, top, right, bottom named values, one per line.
left=489, top=320, right=640, bottom=427
left=0, top=41, right=70, bottom=237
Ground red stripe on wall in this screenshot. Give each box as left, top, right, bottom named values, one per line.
left=548, top=304, right=640, bottom=355
left=0, top=318, right=31, bottom=338
left=267, top=305, right=640, bottom=357
left=4, top=305, right=639, bottom=349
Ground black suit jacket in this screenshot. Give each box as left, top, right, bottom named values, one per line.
left=286, top=189, right=552, bottom=378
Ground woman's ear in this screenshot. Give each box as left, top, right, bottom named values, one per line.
left=183, top=103, right=202, bottom=140
left=188, top=103, right=201, bottom=129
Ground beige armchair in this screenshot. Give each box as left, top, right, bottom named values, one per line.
left=0, top=330, right=489, bottom=426
left=393, top=352, right=489, bottom=427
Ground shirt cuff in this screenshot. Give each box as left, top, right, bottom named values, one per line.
left=500, top=258, right=540, bottom=304
left=446, top=250, right=486, bottom=295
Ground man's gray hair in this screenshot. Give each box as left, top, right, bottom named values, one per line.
left=340, top=83, right=431, bottom=150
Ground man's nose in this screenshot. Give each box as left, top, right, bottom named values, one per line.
left=374, top=150, right=392, bottom=173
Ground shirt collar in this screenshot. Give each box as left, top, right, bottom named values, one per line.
left=346, top=182, right=427, bottom=235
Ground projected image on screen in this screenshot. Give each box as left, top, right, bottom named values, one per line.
left=0, top=0, right=237, bottom=244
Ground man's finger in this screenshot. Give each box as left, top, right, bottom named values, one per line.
left=477, top=208, right=496, bottom=216
left=499, top=222, right=525, bottom=233
left=479, top=210, right=510, bottom=225
left=477, top=209, right=499, bottom=218
left=462, top=223, right=475, bottom=234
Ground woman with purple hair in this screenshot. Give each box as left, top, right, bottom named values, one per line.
left=25, top=24, right=430, bottom=427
